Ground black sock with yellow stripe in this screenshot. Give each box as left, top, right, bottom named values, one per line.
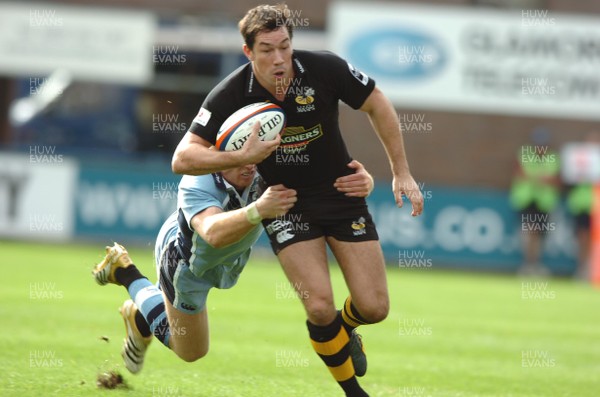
left=341, top=296, right=372, bottom=334
left=307, top=314, right=369, bottom=397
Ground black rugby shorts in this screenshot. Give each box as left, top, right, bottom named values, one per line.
left=261, top=180, right=379, bottom=254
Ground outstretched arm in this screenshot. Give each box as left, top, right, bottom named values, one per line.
left=360, top=87, right=423, bottom=216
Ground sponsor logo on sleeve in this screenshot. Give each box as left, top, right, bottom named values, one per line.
left=193, top=107, right=212, bottom=126
left=347, top=63, right=369, bottom=86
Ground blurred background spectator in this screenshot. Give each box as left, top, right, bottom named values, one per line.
left=510, top=128, right=560, bottom=276
left=561, top=131, right=600, bottom=280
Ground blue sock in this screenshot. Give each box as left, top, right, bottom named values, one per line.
left=128, top=278, right=170, bottom=347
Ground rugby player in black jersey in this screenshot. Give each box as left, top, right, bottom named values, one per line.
left=172, top=4, right=424, bottom=396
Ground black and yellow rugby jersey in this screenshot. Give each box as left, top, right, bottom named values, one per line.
left=189, top=50, right=375, bottom=189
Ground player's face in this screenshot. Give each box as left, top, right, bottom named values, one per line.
left=222, top=164, right=257, bottom=191
left=244, top=27, right=293, bottom=94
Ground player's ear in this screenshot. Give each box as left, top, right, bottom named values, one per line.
left=242, top=44, right=254, bottom=61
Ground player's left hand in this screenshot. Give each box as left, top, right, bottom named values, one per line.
left=393, top=173, right=423, bottom=216
left=334, top=160, right=374, bottom=198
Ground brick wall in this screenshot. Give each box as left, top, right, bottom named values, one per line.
left=340, top=106, right=600, bottom=188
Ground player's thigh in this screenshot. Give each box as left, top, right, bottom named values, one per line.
left=277, top=237, right=336, bottom=325
left=326, top=237, right=389, bottom=322
left=163, top=292, right=209, bottom=362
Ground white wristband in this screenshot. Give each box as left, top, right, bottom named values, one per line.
left=245, top=202, right=262, bottom=225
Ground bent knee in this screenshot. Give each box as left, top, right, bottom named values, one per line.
left=356, top=299, right=389, bottom=324
left=305, top=298, right=336, bottom=325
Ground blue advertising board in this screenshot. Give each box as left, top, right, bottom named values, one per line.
left=367, top=185, right=576, bottom=275
left=75, top=162, right=179, bottom=243
left=73, top=162, right=577, bottom=274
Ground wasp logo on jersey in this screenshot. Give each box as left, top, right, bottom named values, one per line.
left=280, top=124, right=323, bottom=152
left=295, top=87, right=315, bottom=104
left=351, top=217, right=367, bottom=236
left=295, top=87, right=316, bottom=113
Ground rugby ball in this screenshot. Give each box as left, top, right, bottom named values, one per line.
left=215, top=102, right=286, bottom=151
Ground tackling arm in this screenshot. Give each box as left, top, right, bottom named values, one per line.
left=191, top=184, right=297, bottom=248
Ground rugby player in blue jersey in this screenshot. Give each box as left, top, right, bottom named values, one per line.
left=92, top=159, right=374, bottom=373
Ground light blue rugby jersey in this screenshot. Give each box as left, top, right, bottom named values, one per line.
left=157, top=172, right=263, bottom=290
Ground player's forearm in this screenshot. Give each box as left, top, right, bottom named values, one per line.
left=365, top=90, right=411, bottom=176
left=172, top=146, right=243, bottom=175
left=199, top=208, right=258, bottom=249
left=172, top=141, right=243, bottom=175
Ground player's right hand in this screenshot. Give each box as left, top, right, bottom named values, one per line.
left=255, top=184, right=297, bottom=219
left=239, top=122, right=281, bottom=164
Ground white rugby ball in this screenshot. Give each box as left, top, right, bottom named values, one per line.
left=216, top=102, right=286, bottom=151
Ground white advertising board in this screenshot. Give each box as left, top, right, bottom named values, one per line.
left=0, top=2, right=155, bottom=85
left=0, top=152, right=77, bottom=241
left=329, top=3, right=600, bottom=120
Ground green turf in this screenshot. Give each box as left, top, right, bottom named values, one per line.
left=1, top=240, right=600, bottom=397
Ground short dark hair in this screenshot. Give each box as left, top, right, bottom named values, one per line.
left=238, top=4, right=294, bottom=50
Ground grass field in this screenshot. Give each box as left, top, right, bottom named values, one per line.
left=1, top=240, right=600, bottom=397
